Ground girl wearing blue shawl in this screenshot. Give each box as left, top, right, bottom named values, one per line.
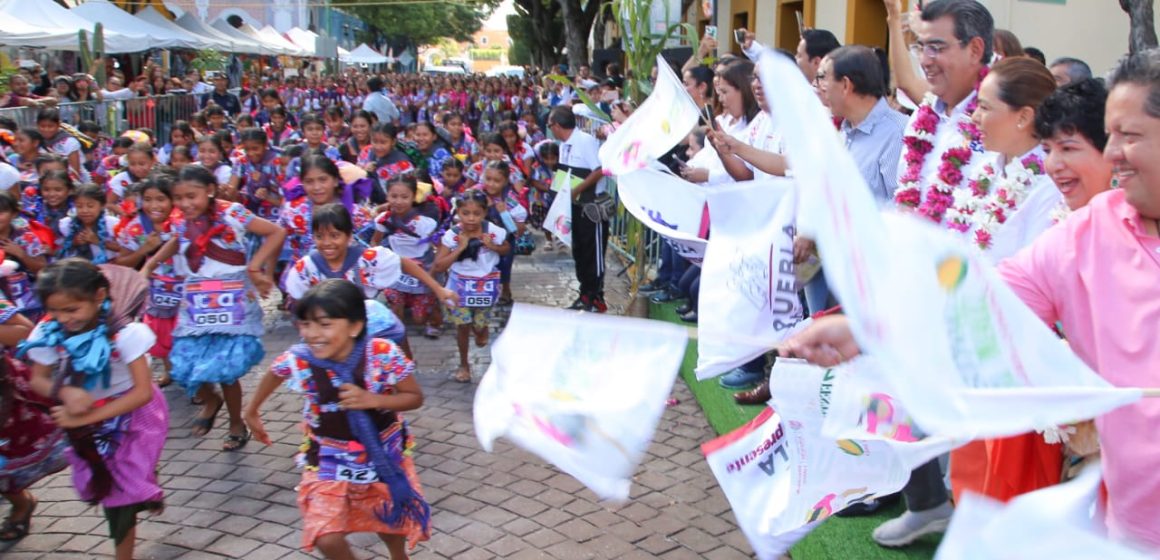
left=244, top=279, right=430, bottom=558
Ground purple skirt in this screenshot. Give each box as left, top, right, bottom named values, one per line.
left=67, top=385, right=169, bottom=508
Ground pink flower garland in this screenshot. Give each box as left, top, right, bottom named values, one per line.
left=894, top=68, right=989, bottom=224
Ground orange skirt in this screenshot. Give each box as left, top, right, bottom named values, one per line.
left=297, top=458, right=431, bottom=551
left=950, top=432, right=1062, bottom=504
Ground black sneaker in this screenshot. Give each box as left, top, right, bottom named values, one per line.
left=650, top=289, right=682, bottom=303
left=638, top=281, right=668, bottom=293
left=591, top=296, right=608, bottom=313
left=568, top=295, right=591, bottom=310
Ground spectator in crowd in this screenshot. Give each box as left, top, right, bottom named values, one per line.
left=203, top=74, right=242, bottom=116
left=362, top=76, right=400, bottom=126
left=795, top=29, right=842, bottom=87
left=1049, top=57, right=1093, bottom=87
left=993, top=29, right=1024, bottom=58
left=1024, top=46, right=1047, bottom=65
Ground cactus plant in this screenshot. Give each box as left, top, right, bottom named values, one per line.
left=77, top=23, right=107, bottom=87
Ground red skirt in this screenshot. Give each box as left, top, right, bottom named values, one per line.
left=144, top=314, right=176, bottom=359
left=950, top=433, right=1063, bottom=504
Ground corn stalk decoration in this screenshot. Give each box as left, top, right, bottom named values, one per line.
left=603, top=0, right=699, bottom=295
left=78, top=23, right=107, bottom=87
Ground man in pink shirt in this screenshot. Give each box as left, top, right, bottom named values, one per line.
left=784, top=49, right=1160, bottom=549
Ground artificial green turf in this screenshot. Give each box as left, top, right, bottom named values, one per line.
left=651, top=300, right=939, bottom=559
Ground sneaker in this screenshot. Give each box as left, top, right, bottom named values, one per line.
left=638, top=281, right=668, bottom=293
left=568, top=295, right=591, bottom=310
left=718, top=368, right=765, bottom=389
left=872, top=502, right=953, bottom=547
left=650, top=289, right=682, bottom=304
left=678, top=310, right=698, bottom=323
left=590, top=296, right=608, bottom=313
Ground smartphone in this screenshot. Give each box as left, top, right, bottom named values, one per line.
left=734, top=29, right=747, bottom=46
left=704, top=103, right=720, bottom=131
left=705, top=25, right=718, bottom=40
left=795, top=11, right=805, bottom=36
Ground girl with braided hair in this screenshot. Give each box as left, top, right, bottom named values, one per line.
left=19, top=259, right=167, bottom=560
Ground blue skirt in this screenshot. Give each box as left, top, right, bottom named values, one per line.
left=170, top=334, right=265, bottom=395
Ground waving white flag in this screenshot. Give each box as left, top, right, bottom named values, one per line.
left=474, top=304, right=688, bottom=500
left=703, top=359, right=919, bottom=557
left=598, top=54, right=702, bottom=175
left=696, top=178, right=802, bottom=378
left=938, top=467, right=1151, bottom=559
left=757, top=49, right=1141, bottom=439
left=617, top=167, right=709, bottom=264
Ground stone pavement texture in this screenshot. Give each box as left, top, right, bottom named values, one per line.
left=1, top=242, right=751, bottom=559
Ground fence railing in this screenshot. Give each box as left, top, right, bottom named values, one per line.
left=0, top=94, right=199, bottom=148
left=573, top=114, right=663, bottom=280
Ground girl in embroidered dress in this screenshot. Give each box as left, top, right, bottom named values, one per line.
left=22, top=169, right=73, bottom=234
left=528, top=141, right=560, bottom=251
left=0, top=192, right=50, bottom=321
left=265, top=106, right=302, bottom=149
left=115, top=172, right=184, bottom=387
left=56, top=185, right=122, bottom=264
left=157, top=121, right=196, bottom=166
left=108, top=143, right=157, bottom=215
left=339, top=111, right=375, bottom=166
left=20, top=259, right=168, bottom=560
left=464, top=134, right=526, bottom=190
left=244, top=279, right=430, bottom=559
left=434, top=190, right=509, bottom=383
left=944, top=56, right=1063, bottom=505
left=324, top=106, right=351, bottom=148
left=372, top=176, right=446, bottom=346
left=476, top=161, right=526, bottom=305
left=364, top=123, right=416, bottom=198
left=143, top=165, right=286, bottom=451
left=227, top=128, right=285, bottom=222
left=196, top=134, right=234, bottom=187
left=0, top=295, right=66, bottom=542
left=9, top=129, right=45, bottom=184
left=442, top=112, right=477, bottom=163
left=280, top=156, right=374, bottom=269
left=36, top=109, right=87, bottom=182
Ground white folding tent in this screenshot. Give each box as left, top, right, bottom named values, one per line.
left=133, top=6, right=233, bottom=52
left=0, top=0, right=145, bottom=53
left=285, top=27, right=320, bottom=57
left=211, top=20, right=287, bottom=56
left=71, top=0, right=208, bottom=51
left=175, top=13, right=266, bottom=56
left=342, top=43, right=390, bottom=64
left=257, top=25, right=311, bottom=57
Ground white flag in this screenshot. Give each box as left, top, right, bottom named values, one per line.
left=598, top=54, right=702, bottom=175
left=474, top=304, right=688, bottom=500
left=703, top=359, right=917, bottom=557
left=543, top=181, right=573, bottom=247
left=696, top=178, right=802, bottom=379
left=757, top=49, right=1141, bottom=439
left=937, top=467, right=1152, bottom=559
left=617, top=167, right=709, bottom=264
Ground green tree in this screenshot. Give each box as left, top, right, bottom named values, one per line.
left=348, top=0, right=502, bottom=46
left=508, top=0, right=565, bottom=70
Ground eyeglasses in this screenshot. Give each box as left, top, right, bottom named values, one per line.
left=909, top=41, right=957, bottom=59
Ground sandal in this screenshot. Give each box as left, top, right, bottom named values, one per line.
left=474, top=326, right=489, bottom=348
left=453, top=367, right=472, bottom=383
left=0, top=494, right=36, bottom=542
left=190, top=397, right=224, bottom=438
left=155, top=373, right=172, bottom=388
left=222, top=429, right=251, bottom=452
left=498, top=295, right=514, bottom=306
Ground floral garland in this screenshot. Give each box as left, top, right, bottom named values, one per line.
left=1049, top=202, right=1071, bottom=225
left=945, top=153, right=1046, bottom=250
left=894, top=68, right=989, bottom=223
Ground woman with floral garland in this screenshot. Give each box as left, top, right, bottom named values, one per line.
left=942, top=56, right=1063, bottom=505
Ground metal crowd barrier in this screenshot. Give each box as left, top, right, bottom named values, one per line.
left=0, top=94, right=199, bottom=148
left=573, top=114, right=664, bottom=278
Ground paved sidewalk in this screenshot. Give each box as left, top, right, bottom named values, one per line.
left=2, top=243, right=751, bottom=559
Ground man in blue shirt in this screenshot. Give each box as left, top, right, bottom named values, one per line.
left=362, top=76, right=400, bottom=125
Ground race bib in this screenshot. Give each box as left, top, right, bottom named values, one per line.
left=184, top=279, right=247, bottom=327
left=454, top=271, right=500, bottom=308
left=316, top=444, right=381, bottom=484
left=393, top=273, right=423, bottom=293
left=5, top=272, right=40, bottom=312
left=148, top=275, right=184, bottom=314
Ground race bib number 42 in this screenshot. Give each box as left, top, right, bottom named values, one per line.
left=335, top=466, right=379, bottom=483
left=185, top=279, right=246, bottom=327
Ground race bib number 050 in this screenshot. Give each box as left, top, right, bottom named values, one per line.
left=185, top=279, right=246, bottom=327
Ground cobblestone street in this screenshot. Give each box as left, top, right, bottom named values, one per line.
left=1, top=244, right=751, bottom=559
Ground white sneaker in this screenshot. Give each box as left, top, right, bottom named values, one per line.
left=872, top=502, right=953, bottom=547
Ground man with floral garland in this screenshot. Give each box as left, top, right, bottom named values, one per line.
left=876, top=0, right=998, bottom=548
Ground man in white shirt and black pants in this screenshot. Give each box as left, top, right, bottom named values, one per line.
left=547, top=107, right=609, bottom=312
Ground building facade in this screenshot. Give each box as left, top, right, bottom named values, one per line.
left=710, top=0, right=1160, bottom=76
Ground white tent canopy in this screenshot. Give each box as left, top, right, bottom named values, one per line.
left=0, top=0, right=144, bottom=53
left=175, top=13, right=265, bottom=56
left=258, top=25, right=311, bottom=57
left=285, top=27, right=320, bottom=57
left=342, top=43, right=390, bottom=64
left=71, top=0, right=206, bottom=51
left=210, top=19, right=282, bottom=56
left=134, top=6, right=232, bottom=52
